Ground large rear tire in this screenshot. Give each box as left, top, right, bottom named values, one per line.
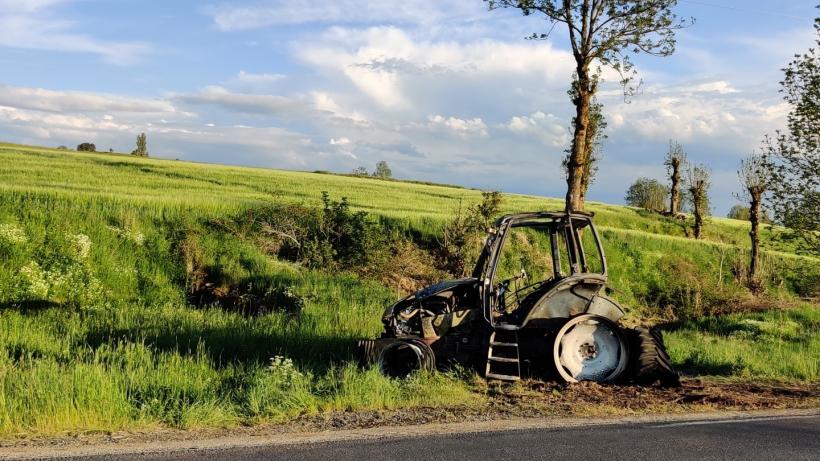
left=552, top=314, right=629, bottom=383
left=626, top=327, right=680, bottom=387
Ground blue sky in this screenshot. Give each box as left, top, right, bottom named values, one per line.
left=0, top=0, right=816, bottom=214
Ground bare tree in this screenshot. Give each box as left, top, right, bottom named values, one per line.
left=487, top=0, right=691, bottom=212
left=738, top=154, right=770, bottom=292
left=664, top=139, right=687, bottom=215
left=686, top=164, right=710, bottom=239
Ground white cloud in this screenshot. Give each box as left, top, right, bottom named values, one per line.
left=206, top=0, right=483, bottom=31
left=504, top=111, right=569, bottom=147
left=0, top=1, right=150, bottom=65
left=175, top=86, right=308, bottom=116
left=0, top=84, right=176, bottom=114
left=426, top=114, right=487, bottom=138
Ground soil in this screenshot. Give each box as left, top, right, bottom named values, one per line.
left=1, top=378, right=818, bottom=450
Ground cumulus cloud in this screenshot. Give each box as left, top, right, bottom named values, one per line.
left=426, top=114, right=487, bottom=138
left=504, top=111, right=569, bottom=147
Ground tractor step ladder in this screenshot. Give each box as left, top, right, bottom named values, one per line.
left=485, top=326, right=521, bottom=382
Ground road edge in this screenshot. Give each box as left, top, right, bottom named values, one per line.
left=3, top=407, right=819, bottom=460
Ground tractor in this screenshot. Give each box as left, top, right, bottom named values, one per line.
left=358, top=211, right=679, bottom=385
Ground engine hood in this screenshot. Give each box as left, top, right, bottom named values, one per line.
left=410, top=277, right=478, bottom=301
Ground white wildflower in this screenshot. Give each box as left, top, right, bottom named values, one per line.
left=70, top=234, right=92, bottom=259
left=20, top=261, right=49, bottom=298
left=0, top=224, right=27, bottom=245
left=268, top=355, right=303, bottom=384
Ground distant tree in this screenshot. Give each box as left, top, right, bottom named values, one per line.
left=664, top=140, right=687, bottom=215
left=77, top=143, right=96, bottom=152
left=625, top=177, right=668, bottom=211
left=727, top=205, right=750, bottom=221
left=562, top=73, right=608, bottom=203
left=351, top=166, right=369, bottom=176
left=738, top=154, right=771, bottom=292
left=487, top=0, right=691, bottom=212
left=109, top=148, right=114, bottom=153
left=763, top=10, right=819, bottom=255
left=132, top=132, right=149, bottom=157
left=56, top=145, right=68, bottom=150
left=687, top=164, right=711, bottom=239
left=372, top=161, right=392, bottom=179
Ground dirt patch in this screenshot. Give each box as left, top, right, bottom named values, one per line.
left=2, top=378, right=817, bottom=450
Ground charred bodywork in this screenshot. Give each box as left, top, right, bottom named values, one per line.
left=359, top=212, right=678, bottom=385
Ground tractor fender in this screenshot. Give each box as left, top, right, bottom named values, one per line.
left=520, top=274, right=624, bottom=326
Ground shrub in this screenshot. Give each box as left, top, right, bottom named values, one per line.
left=437, top=191, right=503, bottom=277
left=77, top=143, right=96, bottom=152
left=625, top=177, right=668, bottom=211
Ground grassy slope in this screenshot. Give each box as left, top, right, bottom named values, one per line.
left=0, top=143, right=817, bottom=437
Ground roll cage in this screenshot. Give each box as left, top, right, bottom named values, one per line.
left=474, top=212, right=608, bottom=326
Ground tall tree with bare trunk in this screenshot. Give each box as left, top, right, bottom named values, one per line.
left=562, top=74, right=608, bottom=203
left=738, top=154, right=770, bottom=292
left=487, top=0, right=690, bottom=212
left=687, top=164, right=710, bottom=239
left=664, top=140, right=686, bottom=215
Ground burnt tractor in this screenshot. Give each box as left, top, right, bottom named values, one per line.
left=359, top=212, right=679, bottom=385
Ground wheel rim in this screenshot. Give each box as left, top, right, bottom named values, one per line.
left=553, top=314, right=627, bottom=383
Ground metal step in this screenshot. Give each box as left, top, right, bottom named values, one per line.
left=490, top=341, right=518, bottom=347
left=493, top=323, right=519, bottom=331
left=486, top=373, right=521, bottom=382
left=488, top=356, right=519, bottom=363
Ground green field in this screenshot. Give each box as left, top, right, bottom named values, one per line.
left=0, top=142, right=817, bottom=437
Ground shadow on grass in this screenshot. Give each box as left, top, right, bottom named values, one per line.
left=675, top=356, right=741, bottom=377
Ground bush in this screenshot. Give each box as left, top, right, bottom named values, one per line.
left=77, top=143, right=96, bottom=152
left=625, top=178, right=668, bottom=211
left=437, top=191, right=503, bottom=277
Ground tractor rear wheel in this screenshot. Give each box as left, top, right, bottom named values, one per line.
left=626, top=327, right=680, bottom=387
left=552, top=314, right=629, bottom=383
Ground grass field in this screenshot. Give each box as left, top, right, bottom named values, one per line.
left=0, top=142, right=817, bottom=437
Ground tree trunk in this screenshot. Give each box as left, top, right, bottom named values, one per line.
left=748, top=192, right=761, bottom=291
left=693, top=198, right=703, bottom=239
left=566, top=72, right=592, bottom=213
left=669, top=163, right=681, bottom=214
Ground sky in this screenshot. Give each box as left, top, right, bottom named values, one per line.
left=0, top=0, right=816, bottom=215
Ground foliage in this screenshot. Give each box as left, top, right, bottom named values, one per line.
left=439, top=191, right=504, bottom=277
left=132, top=132, right=149, bottom=157
left=372, top=161, right=392, bottom=179
left=625, top=177, right=668, bottom=211
left=350, top=166, right=368, bottom=176
left=763, top=11, right=820, bottom=255
left=77, top=143, right=96, bottom=152
left=727, top=205, right=750, bottom=221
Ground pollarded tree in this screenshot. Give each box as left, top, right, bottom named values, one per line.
left=686, top=164, right=710, bottom=239
left=737, top=153, right=770, bottom=291
left=487, top=0, right=691, bottom=212
left=664, top=139, right=687, bottom=215
left=763, top=10, right=819, bottom=255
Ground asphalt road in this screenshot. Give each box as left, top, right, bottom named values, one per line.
left=62, top=414, right=819, bottom=461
